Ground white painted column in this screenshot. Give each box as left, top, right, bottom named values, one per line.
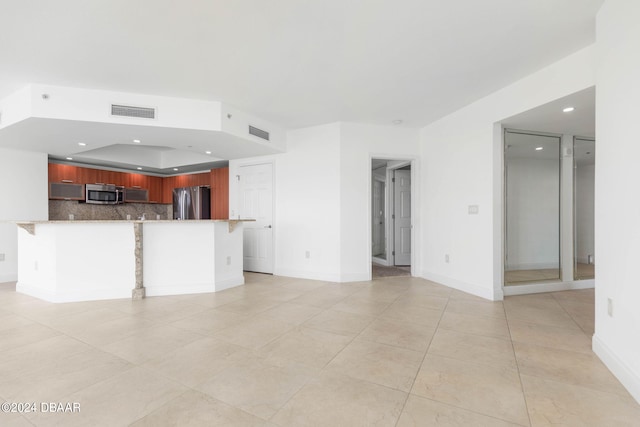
left=560, top=134, right=575, bottom=282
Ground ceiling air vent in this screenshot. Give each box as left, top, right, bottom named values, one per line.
left=249, top=125, right=270, bottom=141
left=111, top=104, right=156, bottom=119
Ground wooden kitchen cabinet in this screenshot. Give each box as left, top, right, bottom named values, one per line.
left=210, top=167, right=229, bottom=219
left=147, top=176, right=163, bottom=203
left=48, top=163, right=81, bottom=183
left=79, top=168, right=108, bottom=185
left=103, top=171, right=127, bottom=187
left=161, top=172, right=211, bottom=204
left=124, top=173, right=162, bottom=202
left=126, top=173, right=148, bottom=189
left=48, top=163, right=228, bottom=209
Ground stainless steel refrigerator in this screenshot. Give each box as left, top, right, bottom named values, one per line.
left=172, top=186, right=211, bottom=220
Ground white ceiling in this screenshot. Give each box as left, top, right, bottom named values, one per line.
left=0, top=117, right=279, bottom=174
left=0, top=0, right=603, bottom=130
left=502, top=86, right=595, bottom=137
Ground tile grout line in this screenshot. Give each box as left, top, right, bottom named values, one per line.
left=550, top=292, right=594, bottom=337
left=504, top=295, right=534, bottom=427
left=393, top=289, right=452, bottom=427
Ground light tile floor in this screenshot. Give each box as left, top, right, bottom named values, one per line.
left=0, top=274, right=638, bottom=426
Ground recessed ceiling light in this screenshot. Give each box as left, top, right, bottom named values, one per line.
left=205, top=151, right=212, bottom=155
left=392, top=119, right=403, bottom=125
left=173, top=168, right=179, bottom=171
left=535, top=147, right=543, bottom=151
left=78, top=142, right=86, bottom=146
left=563, top=107, right=575, bottom=113
left=133, top=139, right=141, bottom=143
left=66, top=157, right=73, bottom=160
left=137, top=167, right=142, bottom=170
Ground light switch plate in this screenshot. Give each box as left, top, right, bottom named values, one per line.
left=0, top=253, right=5, bottom=262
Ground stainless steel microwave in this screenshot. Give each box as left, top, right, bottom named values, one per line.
left=85, top=184, right=123, bottom=205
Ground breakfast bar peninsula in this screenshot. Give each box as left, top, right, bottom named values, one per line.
left=15, top=219, right=250, bottom=303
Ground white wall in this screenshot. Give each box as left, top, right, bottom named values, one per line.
left=229, top=123, right=343, bottom=281
left=274, top=123, right=343, bottom=281
left=229, top=122, right=419, bottom=282
left=0, top=147, right=48, bottom=282
left=506, top=157, right=560, bottom=270
left=419, top=45, right=596, bottom=300
left=575, top=164, right=595, bottom=264
left=592, top=0, right=640, bottom=403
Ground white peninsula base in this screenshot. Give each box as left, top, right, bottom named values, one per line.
left=16, top=220, right=246, bottom=303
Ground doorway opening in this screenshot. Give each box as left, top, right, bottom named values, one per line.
left=237, top=161, right=274, bottom=274
left=371, top=159, right=412, bottom=279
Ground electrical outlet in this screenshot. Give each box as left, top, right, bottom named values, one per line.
left=468, top=205, right=479, bottom=215
left=0, top=253, right=5, bottom=262
left=445, top=254, right=450, bottom=263
left=607, top=298, right=613, bottom=317
left=305, top=251, right=310, bottom=259
left=226, top=256, right=231, bottom=265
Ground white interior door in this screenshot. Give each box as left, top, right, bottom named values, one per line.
left=394, top=169, right=411, bottom=266
left=372, top=179, right=385, bottom=257
left=238, top=163, right=273, bottom=274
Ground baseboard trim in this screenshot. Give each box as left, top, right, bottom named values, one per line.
left=506, top=262, right=561, bottom=270
left=420, top=271, right=497, bottom=301
left=274, top=268, right=342, bottom=283
left=372, top=257, right=390, bottom=267
left=16, top=282, right=130, bottom=303
left=340, top=272, right=371, bottom=282
left=593, top=334, right=640, bottom=404
left=0, top=273, right=17, bottom=283
left=145, top=282, right=216, bottom=297
left=503, top=279, right=594, bottom=296
left=214, top=276, right=245, bottom=292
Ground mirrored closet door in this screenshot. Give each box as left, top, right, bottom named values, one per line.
left=505, top=130, right=561, bottom=285
left=574, top=137, right=595, bottom=280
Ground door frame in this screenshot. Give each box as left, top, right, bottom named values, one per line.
left=371, top=175, right=388, bottom=266
left=368, top=155, right=419, bottom=280
left=231, top=157, right=276, bottom=275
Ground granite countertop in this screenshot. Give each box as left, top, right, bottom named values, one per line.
left=14, top=219, right=256, bottom=235
left=15, top=219, right=255, bottom=224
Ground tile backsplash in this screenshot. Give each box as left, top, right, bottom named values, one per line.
left=49, top=200, right=172, bottom=221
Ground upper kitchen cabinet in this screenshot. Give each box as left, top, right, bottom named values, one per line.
left=125, top=173, right=162, bottom=203
left=210, top=167, right=229, bottom=219
left=48, top=163, right=81, bottom=183
left=126, top=173, right=148, bottom=189
left=50, top=165, right=129, bottom=187
left=47, top=163, right=225, bottom=208
left=147, top=177, right=163, bottom=203
left=79, top=168, right=115, bottom=186
left=161, top=172, right=211, bottom=204
left=102, top=171, right=127, bottom=187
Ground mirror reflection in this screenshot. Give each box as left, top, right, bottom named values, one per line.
left=574, top=137, right=595, bottom=280
left=505, top=131, right=561, bottom=285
